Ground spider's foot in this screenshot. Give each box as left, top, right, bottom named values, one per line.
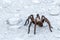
left=50, top=30, right=52, bottom=32
left=28, top=31, right=30, bottom=34
left=34, top=32, right=36, bottom=35
left=24, top=23, right=26, bottom=25
left=24, top=24, right=26, bottom=26
left=51, top=27, right=53, bottom=29
left=50, top=26, right=53, bottom=29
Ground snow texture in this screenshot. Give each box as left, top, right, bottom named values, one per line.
left=0, top=0, right=60, bottom=40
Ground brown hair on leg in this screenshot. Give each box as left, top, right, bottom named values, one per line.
left=43, top=15, right=53, bottom=32
left=24, top=18, right=29, bottom=26
left=34, top=18, right=37, bottom=34
left=28, top=22, right=32, bottom=34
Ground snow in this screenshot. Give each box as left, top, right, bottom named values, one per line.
left=32, top=0, right=40, bottom=3
left=6, top=14, right=22, bottom=25
left=3, top=0, right=11, bottom=4
left=6, top=17, right=21, bottom=25
left=0, top=0, right=60, bottom=40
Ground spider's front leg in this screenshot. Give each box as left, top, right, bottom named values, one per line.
left=28, top=22, right=32, bottom=34
left=34, top=19, right=37, bottom=34
left=34, top=23, right=36, bottom=34
left=42, top=15, right=53, bottom=32
left=24, top=18, right=29, bottom=26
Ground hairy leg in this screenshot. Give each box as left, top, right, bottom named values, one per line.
left=44, top=17, right=52, bottom=32
left=28, top=22, right=32, bottom=34
left=24, top=18, right=29, bottom=26
left=41, top=15, right=45, bottom=23
left=34, top=24, right=36, bottom=34
left=34, top=19, right=37, bottom=34
left=41, top=15, right=53, bottom=32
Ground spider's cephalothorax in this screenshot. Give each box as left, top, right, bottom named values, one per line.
left=24, top=14, right=53, bottom=34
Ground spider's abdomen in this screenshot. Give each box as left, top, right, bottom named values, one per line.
left=37, top=21, right=43, bottom=27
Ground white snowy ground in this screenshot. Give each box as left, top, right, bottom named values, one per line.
left=0, top=0, right=60, bottom=40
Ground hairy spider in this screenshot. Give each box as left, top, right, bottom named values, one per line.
left=24, top=14, right=53, bottom=34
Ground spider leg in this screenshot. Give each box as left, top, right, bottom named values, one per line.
left=24, top=18, right=29, bottom=26
left=28, top=22, right=32, bottom=34
left=41, top=15, right=45, bottom=23
left=42, top=15, right=53, bottom=32
left=34, top=19, right=37, bottom=34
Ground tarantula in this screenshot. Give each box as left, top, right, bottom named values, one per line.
left=24, top=14, right=53, bottom=34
